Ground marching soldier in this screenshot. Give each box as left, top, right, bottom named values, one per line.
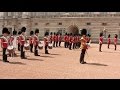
left=107, top=34, right=111, bottom=49
left=80, top=29, right=87, bottom=64
left=29, top=31, right=34, bottom=53
left=19, top=27, right=27, bottom=59
left=12, top=30, right=18, bottom=56
left=66, top=34, right=69, bottom=48
left=1, top=27, right=9, bottom=62
left=72, top=34, right=76, bottom=49
left=55, top=33, right=59, bottom=47
left=44, top=32, right=49, bottom=54
left=49, top=32, right=53, bottom=44
left=17, top=31, right=21, bottom=51
left=114, top=34, right=118, bottom=50
left=69, top=33, right=73, bottom=50
left=58, top=33, right=62, bottom=47
left=53, top=32, right=56, bottom=47
left=33, top=29, right=40, bottom=56
left=99, top=32, right=103, bottom=52
left=64, top=33, right=67, bottom=48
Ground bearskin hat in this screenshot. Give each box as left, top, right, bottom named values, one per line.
left=100, top=32, right=103, bottom=37
left=108, top=34, right=111, bottom=38
left=81, top=29, right=87, bottom=36
left=45, top=32, right=49, bottom=36
left=50, top=32, right=53, bottom=35
left=87, top=34, right=91, bottom=37
left=2, top=27, right=9, bottom=34
left=115, top=34, right=118, bottom=38
left=21, top=27, right=26, bottom=32
left=18, top=31, right=21, bottom=35
left=35, top=29, right=39, bottom=34
left=13, top=30, right=17, bottom=35
left=30, top=31, right=34, bottom=35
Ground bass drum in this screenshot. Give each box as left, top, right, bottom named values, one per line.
left=38, top=43, right=43, bottom=50
left=48, top=43, right=52, bottom=49
left=7, top=45, right=14, bottom=54
left=24, top=43, right=30, bottom=50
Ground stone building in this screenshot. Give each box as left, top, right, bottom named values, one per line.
left=0, top=12, right=120, bottom=43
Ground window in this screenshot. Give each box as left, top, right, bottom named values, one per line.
left=102, top=23, right=107, bottom=26
left=86, top=22, right=91, bottom=25
left=58, top=22, right=62, bottom=25
left=45, top=23, right=50, bottom=26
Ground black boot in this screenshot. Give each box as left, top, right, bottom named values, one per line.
left=3, top=55, right=9, bottom=62
left=35, top=50, right=40, bottom=56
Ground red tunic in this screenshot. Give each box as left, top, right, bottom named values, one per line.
left=44, top=37, right=49, bottom=46
left=19, top=34, right=25, bottom=46
left=53, top=35, right=56, bottom=42
left=29, top=36, right=33, bottom=44
left=77, top=36, right=80, bottom=42
left=75, top=36, right=77, bottom=43
left=64, top=35, right=67, bottom=42
left=58, top=35, right=62, bottom=41
left=99, top=36, right=103, bottom=44
left=55, top=35, right=58, bottom=42
left=8, top=36, right=14, bottom=45
left=72, top=36, right=75, bottom=43
left=49, top=35, right=53, bottom=42
left=107, top=38, right=111, bottom=44
left=33, top=35, right=39, bottom=46
left=1, top=36, right=8, bottom=48
left=66, top=36, right=69, bottom=42
left=114, top=38, right=117, bottom=45
left=69, top=36, right=73, bottom=43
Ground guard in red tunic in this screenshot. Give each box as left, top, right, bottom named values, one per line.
left=53, top=32, right=56, bottom=47
left=72, top=34, right=76, bottom=49
left=69, top=33, right=73, bottom=50
left=55, top=33, right=59, bottom=47
left=44, top=32, right=49, bottom=54
left=33, top=29, right=40, bottom=56
left=29, top=31, right=34, bottom=53
left=58, top=33, right=62, bottom=47
left=49, top=32, right=53, bottom=44
left=64, top=33, right=67, bottom=48
left=75, top=34, right=77, bottom=49
left=99, top=33, right=103, bottom=52
left=107, top=34, right=111, bottom=49
left=17, top=31, right=21, bottom=51
left=19, top=27, right=27, bottom=59
left=66, top=34, right=69, bottom=48
left=1, top=28, right=9, bottom=62
left=114, top=34, right=118, bottom=50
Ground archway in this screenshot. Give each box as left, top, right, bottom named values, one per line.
left=68, top=25, right=79, bottom=35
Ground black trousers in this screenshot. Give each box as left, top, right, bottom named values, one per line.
left=3, top=48, right=7, bottom=61
left=73, top=43, right=75, bottom=49
left=18, top=43, right=20, bottom=51
left=80, top=49, right=86, bottom=63
left=53, top=41, right=55, bottom=47
left=66, top=42, right=69, bottom=48
left=34, top=45, right=39, bottom=56
left=21, top=45, right=25, bottom=58
left=64, top=42, right=66, bottom=48
left=69, top=43, right=72, bottom=50
left=59, top=41, right=61, bottom=46
left=45, top=45, right=48, bottom=54
left=108, top=43, right=110, bottom=49
left=30, top=44, right=33, bottom=52
left=115, top=44, right=116, bottom=50
left=56, top=41, right=58, bottom=47
left=99, top=44, right=102, bottom=51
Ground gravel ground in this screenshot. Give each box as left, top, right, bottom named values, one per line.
left=0, top=42, right=120, bottom=79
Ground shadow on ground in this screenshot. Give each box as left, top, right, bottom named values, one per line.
left=86, top=63, right=108, bottom=66
left=27, top=58, right=44, bottom=61
left=9, top=62, right=26, bottom=65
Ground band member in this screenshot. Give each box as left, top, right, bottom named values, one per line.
left=49, top=32, right=53, bottom=44
left=80, top=29, right=87, bottom=64
left=55, top=33, right=59, bottom=47
left=1, top=28, right=9, bottom=62
left=107, top=34, right=111, bottom=49
left=12, top=30, right=18, bottom=56
left=66, top=34, right=69, bottom=48
left=44, top=32, right=49, bottom=54
left=17, top=31, right=21, bottom=51
left=64, top=33, right=67, bottom=48
left=99, top=32, right=103, bottom=52
left=58, top=33, right=62, bottom=47
left=19, top=27, right=27, bottom=59
left=114, top=34, right=118, bottom=50
left=72, top=34, right=76, bottom=49
left=29, top=31, right=34, bottom=53
left=69, top=33, right=73, bottom=50
left=53, top=32, right=56, bottom=47
left=33, top=29, right=40, bottom=56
